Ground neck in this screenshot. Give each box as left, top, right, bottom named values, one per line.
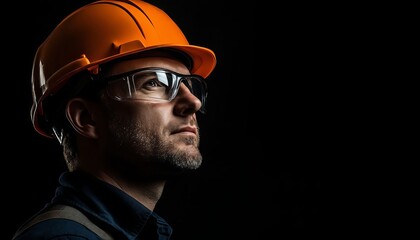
left=92, top=171, right=166, bottom=211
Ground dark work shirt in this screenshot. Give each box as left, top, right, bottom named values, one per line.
left=13, top=171, right=172, bottom=239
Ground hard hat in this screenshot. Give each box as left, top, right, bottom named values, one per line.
left=30, top=0, right=217, bottom=138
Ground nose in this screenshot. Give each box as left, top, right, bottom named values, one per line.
left=173, top=83, right=202, bottom=115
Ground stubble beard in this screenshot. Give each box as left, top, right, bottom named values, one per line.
left=107, top=114, right=203, bottom=178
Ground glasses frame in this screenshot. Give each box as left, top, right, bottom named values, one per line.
left=103, top=67, right=208, bottom=113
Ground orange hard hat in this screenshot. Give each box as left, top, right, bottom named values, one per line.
left=30, top=0, right=217, bottom=138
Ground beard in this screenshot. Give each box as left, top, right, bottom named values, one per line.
left=104, top=110, right=203, bottom=179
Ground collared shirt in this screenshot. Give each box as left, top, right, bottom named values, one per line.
left=13, top=171, right=173, bottom=239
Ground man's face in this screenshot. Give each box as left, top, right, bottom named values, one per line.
left=97, top=56, right=204, bottom=178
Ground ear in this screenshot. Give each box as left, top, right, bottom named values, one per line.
left=65, top=98, right=100, bottom=139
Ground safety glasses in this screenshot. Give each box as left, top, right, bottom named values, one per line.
left=104, top=67, right=208, bottom=113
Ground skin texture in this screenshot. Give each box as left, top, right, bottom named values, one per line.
left=65, top=56, right=203, bottom=210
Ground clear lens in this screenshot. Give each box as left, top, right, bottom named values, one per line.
left=105, top=68, right=207, bottom=112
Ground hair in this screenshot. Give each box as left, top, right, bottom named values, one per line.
left=61, top=127, right=79, bottom=171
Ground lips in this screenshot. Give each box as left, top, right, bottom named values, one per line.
left=172, top=126, right=197, bottom=135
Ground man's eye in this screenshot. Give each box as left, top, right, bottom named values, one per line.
left=140, top=79, right=165, bottom=90
left=145, top=79, right=158, bottom=87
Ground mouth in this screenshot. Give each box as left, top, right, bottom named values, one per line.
left=172, top=126, right=197, bottom=135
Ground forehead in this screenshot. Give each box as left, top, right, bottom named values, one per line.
left=105, top=57, right=191, bottom=77
left=102, top=49, right=192, bottom=77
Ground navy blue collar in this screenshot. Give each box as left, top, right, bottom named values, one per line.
left=50, top=171, right=172, bottom=239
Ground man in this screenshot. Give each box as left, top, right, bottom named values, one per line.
left=13, top=0, right=216, bottom=239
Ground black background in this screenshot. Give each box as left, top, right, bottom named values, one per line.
left=4, top=0, right=327, bottom=239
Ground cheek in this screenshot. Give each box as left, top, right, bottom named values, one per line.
left=121, top=102, right=173, bottom=127
left=142, top=104, right=172, bottom=125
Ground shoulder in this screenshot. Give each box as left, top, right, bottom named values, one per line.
left=13, top=218, right=102, bottom=240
